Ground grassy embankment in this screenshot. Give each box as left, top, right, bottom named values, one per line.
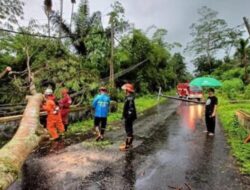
left=66, top=94, right=167, bottom=137
left=217, top=95, right=250, bottom=174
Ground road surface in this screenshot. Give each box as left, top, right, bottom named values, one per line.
left=9, top=100, right=250, bottom=190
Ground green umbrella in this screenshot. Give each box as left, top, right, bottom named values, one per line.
left=190, top=77, right=222, bottom=87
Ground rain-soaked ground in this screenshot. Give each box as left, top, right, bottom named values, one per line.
left=8, top=100, right=250, bottom=190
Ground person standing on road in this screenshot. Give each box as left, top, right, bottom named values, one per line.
left=120, top=83, right=137, bottom=151
left=92, top=87, right=110, bottom=141
left=205, top=88, right=218, bottom=136
left=59, top=88, right=72, bottom=132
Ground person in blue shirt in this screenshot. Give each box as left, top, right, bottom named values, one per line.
left=92, top=86, right=110, bottom=141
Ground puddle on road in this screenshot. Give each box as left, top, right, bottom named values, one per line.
left=177, top=102, right=204, bottom=131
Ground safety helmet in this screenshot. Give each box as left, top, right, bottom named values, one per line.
left=99, top=86, right=107, bottom=92
left=122, top=83, right=134, bottom=93
left=61, top=88, right=68, bottom=95
left=44, top=88, right=53, bottom=95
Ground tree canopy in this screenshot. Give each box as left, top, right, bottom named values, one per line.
left=0, top=0, right=191, bottom=104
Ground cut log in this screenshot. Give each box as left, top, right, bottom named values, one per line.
left=0, top=93, right=47, bottom=190
left=0, top=67, right=11, bottom=79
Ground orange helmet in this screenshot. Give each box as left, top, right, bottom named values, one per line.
left=61, top=88, right=68, bottom=95
left=122, top=83, right=134, bottom=93
left=99, top=86, right=107, bottom=92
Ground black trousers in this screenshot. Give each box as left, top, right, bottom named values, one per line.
left=94, top=117, right=107, bottom=135
left=125, top=119, right=134, bottom=137
left=205, top=115, right=216, bottom=133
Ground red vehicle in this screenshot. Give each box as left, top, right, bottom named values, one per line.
left=177, top=83, right=203, bottom=101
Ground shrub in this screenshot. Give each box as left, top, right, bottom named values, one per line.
left=222, top=78, right=244, bottom=99
left=244, top=84, right=250, bottom=99
left=220, top=68, right=244, bottom=81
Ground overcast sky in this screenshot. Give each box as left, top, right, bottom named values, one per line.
left=22, top=0, right=250, bottom=71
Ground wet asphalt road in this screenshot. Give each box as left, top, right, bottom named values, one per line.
left=134, top=102, right=250, bottom=190
left=8, top=100, right=250, bottom=190
left=81, top=101, right=250, bottom=190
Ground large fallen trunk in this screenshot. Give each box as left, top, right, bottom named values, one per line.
left=0, top=67, right=11, bottom=79
left=0, top=93, right=47, bottom=190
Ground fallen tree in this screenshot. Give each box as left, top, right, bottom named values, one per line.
left=0, top=67, right=11, bottom=79
left=0, top=73, right=48, bottom=189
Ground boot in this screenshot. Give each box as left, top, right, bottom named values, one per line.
left=95, top=127, right=101, bottom=141
left=64, top=124, right=68, bottom=132
left=100, top=129, right=105, bottom=141
left=127, top=136, right=133, bottom=148
left=119, top=138, right=130, bottom=151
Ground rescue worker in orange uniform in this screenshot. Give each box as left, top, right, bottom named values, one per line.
left=59, top=88, right=72, bottom=131
left=42, top=88, right=65, bottom=140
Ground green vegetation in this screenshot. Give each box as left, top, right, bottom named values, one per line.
left=82, top=139, right=113, bottom=149
left=218, top=97, right=250, bottom=174
left=0, top=0, right=190, bottom=105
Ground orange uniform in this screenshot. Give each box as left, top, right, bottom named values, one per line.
left=59, top=91, right=71, bottom=126
left=42, top=96, right=64, bottom=139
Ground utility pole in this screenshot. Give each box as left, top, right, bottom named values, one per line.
left=109, top=18, right=115, bottom=88
left=59, top=0, right=63, bottom=40
left=70, top=0, right=76, bottom=31
left=243, top=17, right=250, bottom=36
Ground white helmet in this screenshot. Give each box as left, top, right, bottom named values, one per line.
left=44, top=88, right=53, bottom=95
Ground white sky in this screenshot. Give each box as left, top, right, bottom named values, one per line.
left=21, top=0, right=250, bottom=71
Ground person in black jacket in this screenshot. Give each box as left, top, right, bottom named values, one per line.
left=205, top=88, right=218, bottom=136
left=120, top=83, right=137, bottom=151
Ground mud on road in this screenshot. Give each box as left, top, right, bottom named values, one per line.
left=8, top=101, right=250, bottom=190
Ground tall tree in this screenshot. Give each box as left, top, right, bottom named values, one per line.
left=43, top=0, right=53, bottom=37
left=193, top=55, right=221, bottom=76
left=186, top=6, right=234, bottom=74
left=51, top=0, right=102, bottom=55
left=235, top=38, right=250, bottom=83
left=108, top=1, right=130, bottom=87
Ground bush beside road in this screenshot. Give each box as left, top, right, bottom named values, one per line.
left=218, top=97, right=250, bottom=174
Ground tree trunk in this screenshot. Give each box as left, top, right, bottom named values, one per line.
left=207, top=52, right=212, bottom=74
left=0, top=69, right=8, bottom=79
left=70, top=3, right=74, bottom=31
left=0, top=93, right=47, bottom=190
left=0, top=58, right=46, bottom=189
left=243, top=17, right=250, bottom=36
left=26, top=49, right=31, bottom=83
left=59, top=0, right=63, bottom=40
left=48, top=14, right=51, bottom=37
left=207, top=31, right=212, bottom=74
left=244, top=54, right=249, bottom=83
left=109, top=19, right=115, bottom=88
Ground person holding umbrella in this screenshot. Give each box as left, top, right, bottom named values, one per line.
left=205, top=88, right=218, bottom=136
left=189, top=77, right=221, bottom=136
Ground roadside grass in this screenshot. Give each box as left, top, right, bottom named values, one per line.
left=218, top=97, right=250, bottom=174
left=66, top=94, right=164, bottom=136
left=82, top=139, right=113, bottom=149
